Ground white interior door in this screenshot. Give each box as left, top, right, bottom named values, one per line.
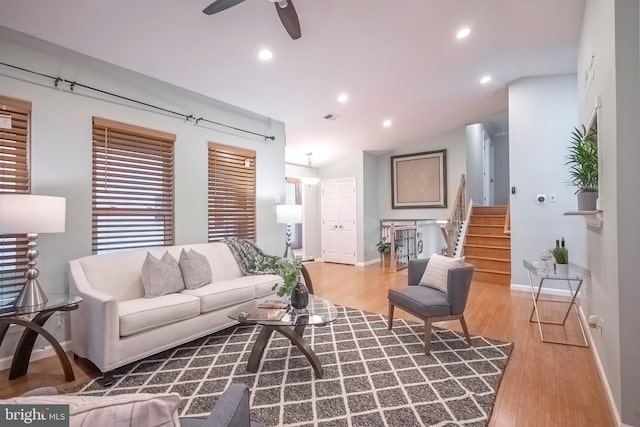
left=321, top=181, right=339, bottom=263
left=337, top=179, right=356, bottom=264
left=321, top=178, right=357, bottom=264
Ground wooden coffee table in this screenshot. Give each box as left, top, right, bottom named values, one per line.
left=228, top=295, right=337, bottom=378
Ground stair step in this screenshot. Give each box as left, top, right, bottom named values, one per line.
left=470, top=215, right=506, bottom=226
left=473, top=269, right=511, bottom=285
left=472, top=205, right=508, bottom=215
left=464, top=244, right=511, bottom=259
left=465, top=256, right=511, bottom=272
left=467, top=225, right=508, bottom=236
left=465, top=234, right=511, bottom=248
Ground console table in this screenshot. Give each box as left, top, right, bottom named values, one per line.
left=523, top=260, right=588, bottom=347
left=0, top=295, right=82, bottom=381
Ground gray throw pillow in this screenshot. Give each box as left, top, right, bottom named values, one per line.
left=179, top=249, right=212, bottom=290
left=141, top=252, right=185, bottom=298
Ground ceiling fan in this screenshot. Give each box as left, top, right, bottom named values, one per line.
left=203, top=0, right=302, bottom=40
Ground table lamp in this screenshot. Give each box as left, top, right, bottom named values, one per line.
left=276, top=204, right=302, bottom=259
left=0, top=194, right=66, bottom=307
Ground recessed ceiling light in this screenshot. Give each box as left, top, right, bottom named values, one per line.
left=480, top=75, right=492, bottom=84
left=337, top=93, right=349, bottom=103
left=383, top=119, right=392, bottom=128
left=456, top=28, right=471, bottom=39
left=258, top=49, right=273, bottom=61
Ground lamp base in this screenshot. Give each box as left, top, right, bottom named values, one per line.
left=14, top=278, right=48, bottom=308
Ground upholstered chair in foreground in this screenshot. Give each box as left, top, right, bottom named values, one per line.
left=387, top=258, right=474, bottom=354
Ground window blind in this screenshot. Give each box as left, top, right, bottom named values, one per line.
left=208, top=142, right=256, bottom=242
left=0, top=95, right=31, bottom=305
left=92, top=117, right=175, bottom=254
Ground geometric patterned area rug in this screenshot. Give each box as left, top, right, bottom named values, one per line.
left=69, top=306, right=513, bottom=426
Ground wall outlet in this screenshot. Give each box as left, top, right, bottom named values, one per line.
left=549, top=193, right=557, bottom=202
left=536, top=194, right=546, bottom=204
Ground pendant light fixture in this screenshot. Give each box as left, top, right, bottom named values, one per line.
left=300, top=152, right=320, bottom=185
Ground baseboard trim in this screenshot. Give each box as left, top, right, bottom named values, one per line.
left=0, top=340, right=71, bottom=371
left=355, top=259, right=381, bottom=267
left=510, top=283, right=576, bottom=297
left=578, top=307, right=624, bottom=427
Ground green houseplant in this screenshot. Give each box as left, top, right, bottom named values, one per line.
left=376, top=237, right=391, bottom=268
left=566, top=125, right=598, bottom=211
left=272, top=257, right=302, bottom=297
left=551, top=238, right=569, bottom=275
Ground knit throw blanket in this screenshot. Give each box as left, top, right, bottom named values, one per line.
left=222, top=237, right=280, bottom=275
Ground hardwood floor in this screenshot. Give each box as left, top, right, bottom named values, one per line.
left=0, top=262, right=615, bottom=426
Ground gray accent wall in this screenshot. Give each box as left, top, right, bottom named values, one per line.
left=492, top=134, right=510, bottom=205
left=362, top=152, right=379, bottom=263
left=508, top=75, right=586, bottom=288
left=579, top=0, right=640, bottom=423
left=0, top=30, right=286, bottom=361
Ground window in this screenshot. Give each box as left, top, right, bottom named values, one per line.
left=0, top=95, right=31, bottom=305
left=92, top=117, right=175, bottom=254
left=285, top=177, right=302, bottom=250
left=208, top=142, right=256, bottom=242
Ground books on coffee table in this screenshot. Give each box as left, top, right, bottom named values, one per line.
left=244, top=307, right=287, bottom=321
left=257, top=300, right=289, bottom=309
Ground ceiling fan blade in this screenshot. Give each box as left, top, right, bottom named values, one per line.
left=203, top=0, right=246, bottom=15
left=274, top=0, right=302, bottom=40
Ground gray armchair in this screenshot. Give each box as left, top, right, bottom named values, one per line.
left=387, top=258, right=474, bottom=354
left=19, top=383, right=263, bottom=427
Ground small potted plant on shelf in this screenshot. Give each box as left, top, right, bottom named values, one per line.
left=566, top=125, right=598, bottom=211
left=376, top=237, right=391, bottom=268
left=551, top=238, right=569, bottom=275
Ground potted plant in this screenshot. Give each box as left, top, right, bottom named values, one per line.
left=566, top=125, right=598, bottom=211
left=272, top=258, right=308, bottom=309
left=376, top=237, right=391, bottom=268
left=551, top=238, right=569, bottom=275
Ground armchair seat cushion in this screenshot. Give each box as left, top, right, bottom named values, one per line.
left=388, top=286, right=451, bottom=318
left=119, top=294, right=200, bottom=337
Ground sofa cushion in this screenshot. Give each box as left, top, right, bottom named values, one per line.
left=179, top=249, right=212, bottom=290
left=419, top=253, right=465, bottom=294
left=119, top=293, right=200, bottom=337
left=181, top=275, right=278, bottom=313
left=1, top=393, right=181, bottom=427
left=142, top=252, right=185, bottom=298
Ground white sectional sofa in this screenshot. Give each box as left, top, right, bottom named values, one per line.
left=68, top=242, right=281, bottom=375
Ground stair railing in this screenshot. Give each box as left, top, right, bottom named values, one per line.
left=441, top=174, right=466, bottom=256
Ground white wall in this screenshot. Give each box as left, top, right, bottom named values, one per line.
left=465, top=123, right=485, bottom=204
left=579, top=0, right=640, bottom=424
left=377, top=126, right=467, bottom=220
left=508, top=75, right=586, bottom=287
left=492, top=134, right=510, bottom=205
left=0, top=30, right=286, bottom=359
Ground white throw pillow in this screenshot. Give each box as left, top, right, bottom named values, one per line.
left=141, top=252, right=185, bottom=298
left=1, top=393, right=181, bottom=427
left=419, top=253, right=465, bottom=294
left=179, top=248, right=213, bottom=290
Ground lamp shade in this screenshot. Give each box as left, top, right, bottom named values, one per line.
left=276, top=204, right=303, bottom=224
left=0, top=194, right=66, bottom=233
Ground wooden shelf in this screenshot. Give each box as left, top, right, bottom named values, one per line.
left=564, top=210, right=603, bottom=227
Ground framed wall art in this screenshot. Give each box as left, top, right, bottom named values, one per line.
left=391, top=149, right=447, bottom=209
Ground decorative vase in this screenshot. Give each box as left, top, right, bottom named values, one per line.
left=290, top=281, right=309, bottom=310
left=577, top=190, right=598, bottom=211
left=555, top=263, right=569, bottom=276
left=382, top=252, right=391, bottom=268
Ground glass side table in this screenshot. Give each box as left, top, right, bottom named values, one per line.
left=0, top=295, right=83, bottom=381
left=523, top=260, right=589, bottom=347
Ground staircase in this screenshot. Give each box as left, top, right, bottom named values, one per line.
left=464, top=205, right=511, bottom=285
